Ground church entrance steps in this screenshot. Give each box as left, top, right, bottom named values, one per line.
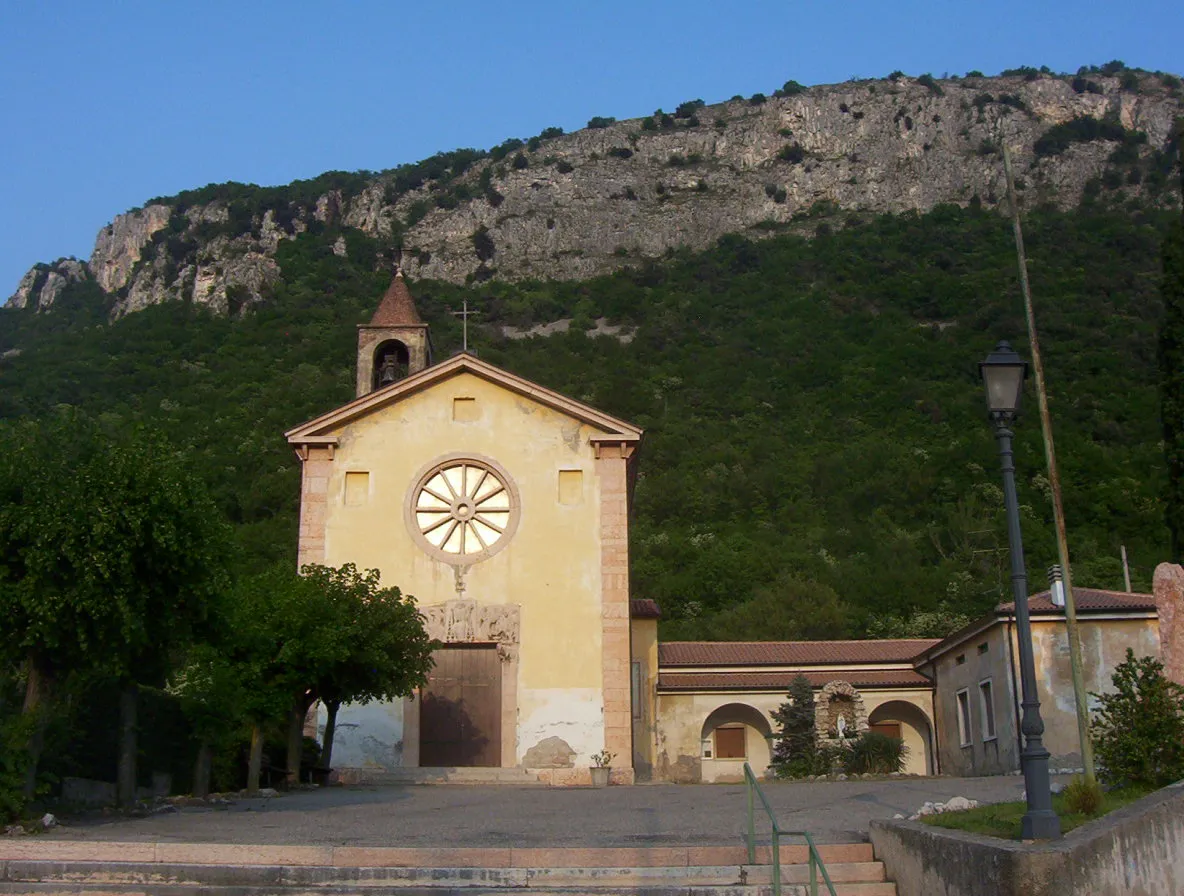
left=0, top=843, right=895, bottom=896
left=332, top=767, right=548, bottom=786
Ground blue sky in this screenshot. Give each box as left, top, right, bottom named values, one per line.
left=1, top=1, right=1181, bottom=297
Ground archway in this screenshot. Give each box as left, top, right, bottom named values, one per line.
left=698, top=703, right=773, bottom=782
left=372, top=339, right=410, bottom=389
left=868, top=700, right=934, bottom=776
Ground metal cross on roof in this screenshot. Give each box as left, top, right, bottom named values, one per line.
left=451, top=300, right=478, bottom=352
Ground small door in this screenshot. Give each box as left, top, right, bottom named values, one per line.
left=420, top=645, right=502, bottom=767
left=870, top=721, right=902, bottom=740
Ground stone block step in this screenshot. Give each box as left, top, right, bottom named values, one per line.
left=0, top=861, right=895, bottom=896
left=0, top=885, right=896, bottom=896
left=0, top=842, right=877, bottom=868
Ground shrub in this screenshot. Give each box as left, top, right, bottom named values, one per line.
left=749, top=93, right=767, bottom=105
left=586, top=116, right=616, bottom=129
left=471, top=225, right=495, bottom=262
left=555, top=160, right=574, bottom=174
left=1091, top=649, right=1184, bottom=788
left=675, top=99, right=705, bottom=118
left=538, top=126, right=564, bottom=140
left=608, top=147, right=633, bottom=160
left=844, top=731, right=907, bottom=775
left=1119, top=71, right=1140, bottom=91
left=640, top=118, right=658, bottom=132
left=776, top=80, right=806, bottom=97
left=777, top=143, right=806, bottom=164
left=916, top=73, right=944, bottom=95
left=1, top=714, right=32, bottom=821
left=1072, top=77, right=1103, bottom=95
left=1034, top=117, right=1145, bottom=157
left=511, top=153, right=529, bottom=170
left=1062, top=775, right=1103, bottom=816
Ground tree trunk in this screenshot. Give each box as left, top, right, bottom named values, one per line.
left=193, top=741, right=212, bottom=799
left=321, top=699, right=341, bottom=770
left=246, top=724, right=263, bottom=794
left=286, top=697, right=304, bottom=787
left=21, top=655, right=51, bottom=799
left=117, top=683, right=139, bottom=807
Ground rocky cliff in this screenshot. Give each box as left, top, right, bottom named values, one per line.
left=8, top=69, right=1182, bottom=317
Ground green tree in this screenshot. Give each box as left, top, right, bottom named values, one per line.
left=0, top=412, right=229, bottom=803
left=301, top=564, right=436, bottom=769
left=1160, top=162, right=1184, bottom=560
left=224, top=563, right=433, bottom=790
left=1091, top=649, right=1184, bottom=787
left=770, top=674, right=818, bottom=777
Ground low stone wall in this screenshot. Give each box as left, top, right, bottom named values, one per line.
left=870, top=781, right=1184, bottom=896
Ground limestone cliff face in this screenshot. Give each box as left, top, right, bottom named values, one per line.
left=9, top=258, right=89, bottom=310
left=7, top=71, right=1182, bottom=316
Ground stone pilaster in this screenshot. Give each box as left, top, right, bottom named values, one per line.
left=1154, top=562, right=1184, bottom=687
left=597, top=444, right=634, bottom=773
left=297, top=445, right=333, bottom=567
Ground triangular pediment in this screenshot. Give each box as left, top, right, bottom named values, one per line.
left=286, top=352, right=643, bottom=446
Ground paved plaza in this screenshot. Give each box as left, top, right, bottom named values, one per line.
left=41, top=776, right=1034, bottom=847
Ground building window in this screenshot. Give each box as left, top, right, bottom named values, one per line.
left=714, top=726, right=747, bottom=760
left=956, top=689, right=972, bottom=747
left=955, top=654, right=966, bottom=665
left=405, top=455, right=520, bottom=565
left=979, top=679, right=997, bottom=741
left=631, top=661, right=642, bottom=720
left=977, top=642, right=989, bottom=655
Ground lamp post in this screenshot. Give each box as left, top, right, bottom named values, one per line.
left=980, top=340, right=1061, bottom=841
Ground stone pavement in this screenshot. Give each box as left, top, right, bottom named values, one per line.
left=39, top=775, right=1034, bottom=847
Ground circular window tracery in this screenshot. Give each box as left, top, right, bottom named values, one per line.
left=405, top=455, right=520, bottom=564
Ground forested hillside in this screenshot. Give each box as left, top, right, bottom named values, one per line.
left=0, top=187, right=1173, bottom=640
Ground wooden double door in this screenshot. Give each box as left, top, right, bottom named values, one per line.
left=419, top=645, right=502, bottom=767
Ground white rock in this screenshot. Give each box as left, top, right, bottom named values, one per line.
left=944, top=796, right=973, bottom=812
left=39, top=813, right=57, bottom=830
left=258, top=788, right=279, bottom=798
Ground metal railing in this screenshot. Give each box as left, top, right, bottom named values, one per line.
left=743, top=762, right=837, bottom=896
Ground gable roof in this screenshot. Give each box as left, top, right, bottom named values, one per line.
left=659, top=639, right=940, bottom=668
left=998, top=588, right=1156, bottom=615
left=366, top=271, right=424, bottom=327
left=286, top=352, right=643, bottom=445
left=916, top=588, right=1158, bottom=666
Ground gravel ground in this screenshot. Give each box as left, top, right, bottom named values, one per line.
left=38, top=775, right=1041, bottom=847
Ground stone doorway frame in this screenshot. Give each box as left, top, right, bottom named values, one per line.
left=403, top=599, right=519, bottom=768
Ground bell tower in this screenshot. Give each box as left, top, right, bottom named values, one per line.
left=356, top=268, right=432, bottom=396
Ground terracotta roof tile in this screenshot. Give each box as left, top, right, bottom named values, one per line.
left=658, top=670, right=932, bottom=692
left=368, top=272, right=424, bottom=327
left=658, top=639, right=940, bottom=667
left=998, top=589, right=1156, bottom=615
left=630, top=599, right=661, bottom=619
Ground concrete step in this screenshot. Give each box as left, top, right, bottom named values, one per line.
left=0, top=861, right=895, bottom=896
left=334, top=767, right=545, bottom=786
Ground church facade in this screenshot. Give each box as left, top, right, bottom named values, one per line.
left=286, top=273, right=642, bottom=783
left=288, top=274, right=1164, bottom=785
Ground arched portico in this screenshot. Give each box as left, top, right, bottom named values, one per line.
left=867, top=699, right=935, bottom=775
left=698, top=702, right=773, bottom=783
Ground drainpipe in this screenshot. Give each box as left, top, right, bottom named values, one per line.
left=1005, top=614, right=1023, bottom=768
left=927, top=658, right=941, bottom=776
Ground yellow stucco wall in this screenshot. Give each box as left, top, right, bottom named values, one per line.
left=630, top=618, right=659, bottom=778
left=316, top=371, right=616, bottom=765
left=654, top=687, right=934, bottom=781
left=1028, top=616, right=1160, bottom=768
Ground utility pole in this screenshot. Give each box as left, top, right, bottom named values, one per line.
left=1001, top=142, right=1095, bottom=783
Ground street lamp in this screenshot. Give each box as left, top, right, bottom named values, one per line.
left=980, top=340, right=1061, bottom=841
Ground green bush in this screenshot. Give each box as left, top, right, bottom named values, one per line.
left=0, top=714, right=33, bottom=821
left=1062, top=774, right=1103, bottom=816
left=844, top=731, right=907, bottom=775
left=1034, top=117, right=1145, bottom=157
left=586, top=116, right=615, bottom=129
left=777, top=143, right=806, bottom=164
left=1091, top=649, right=1184, bottom=788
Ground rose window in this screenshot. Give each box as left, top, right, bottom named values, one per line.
left=407, top=457, right=519, bottom=564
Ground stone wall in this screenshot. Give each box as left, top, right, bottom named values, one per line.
left=870, top=782, right=1184, bottom=896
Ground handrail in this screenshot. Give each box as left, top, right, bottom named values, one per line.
left=743, top=762, right=837, bottom=896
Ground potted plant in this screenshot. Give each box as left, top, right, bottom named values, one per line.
left=589, top=750, right=615, bottom=787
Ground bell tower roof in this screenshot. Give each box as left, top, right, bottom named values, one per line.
left=369, top=269, right=424, bottom=327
